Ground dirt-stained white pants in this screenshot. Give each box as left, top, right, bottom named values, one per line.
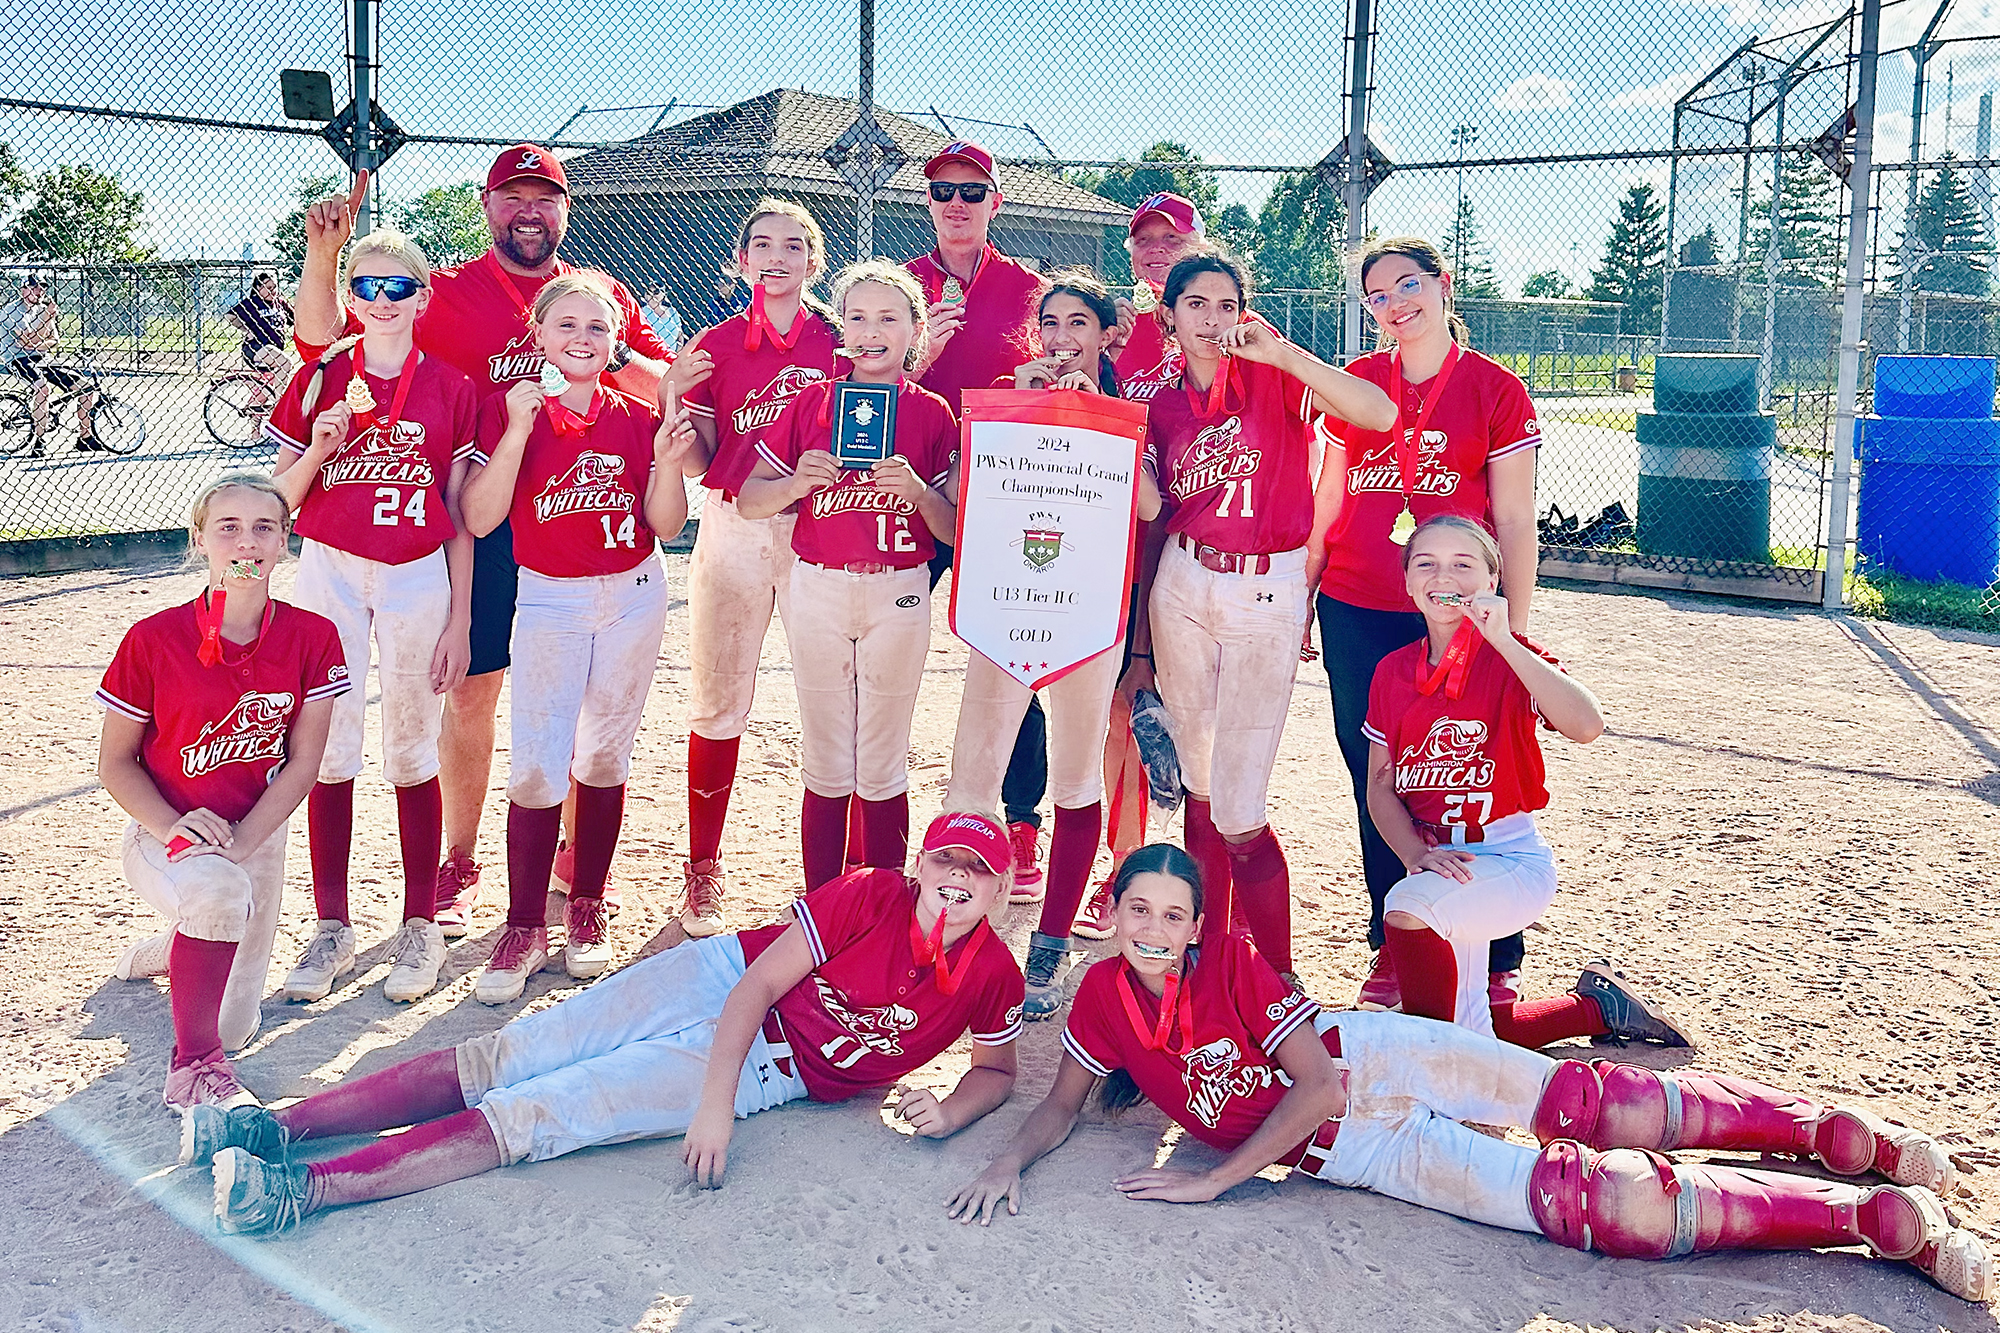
left=121, top=821, right=288, bottom=1052
left=945, top=644, right=1122, bottom=814
left=782, top=560, right=932, bottom=801
left=1148, top=541, right=1310, bottom=834
left=687, top=496, right=796, bottom=741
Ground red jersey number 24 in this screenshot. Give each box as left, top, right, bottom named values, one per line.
left=372, top=487, right=427, bottom=527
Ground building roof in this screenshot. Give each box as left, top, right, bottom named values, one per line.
left=564, top=88, right=1129, bottom=228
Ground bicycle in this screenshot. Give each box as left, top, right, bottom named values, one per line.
left=0, top=351, right=146, bottom=456
left=204, top=357, right=286, bottom=448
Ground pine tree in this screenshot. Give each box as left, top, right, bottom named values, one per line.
left=1679, top=224, right=1721, bottom=268
left=1522, top=270, right=1575, bottom=298
left=1586, top=182, right=1668, bottom=333
left=1746, top=152, right=1843, bottom=287
left=1444, top=197, right=1502, bottom=298
left=1889, top=154, right=1991, bottom=297
left=1251, top=170, right=1345, bottom=290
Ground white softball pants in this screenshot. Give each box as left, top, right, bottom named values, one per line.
left=292, top=539, right=449, bottom=786
left=782, top=560, right=931, bottom=801
left=687, top=496, right=796, bottom=741
left=945, top=644, right=1122, bottom=814
left=508, top=553, right=670, bottom=808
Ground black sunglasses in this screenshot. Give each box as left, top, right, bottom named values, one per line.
left=929, top=181, right=991, bottom=204
left=349, top=274, right=426, bottom=302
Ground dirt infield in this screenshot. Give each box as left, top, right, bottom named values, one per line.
left=1, top=551, right=1996, bottom=1333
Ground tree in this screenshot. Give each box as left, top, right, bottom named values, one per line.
left=1746, top=152, right=1843, bottom=287
left=1214, top=203, right=1257, bottom=258
left=3, top=163, right=151, bottom=261
left=269, top=174, right=343, bottom=279
left=1889, top=154, right=1990, bottom=297
left=395, top=182, right=487, bottom=267
left=0, top=142, right=28, bottom=225
left=1082, top=143, right=1224, bottom=285
left=1679, top=223, right=1721, bottom=268
left=1521, top=270, right=1575, bottom=299
left=1251, top=169, right=1345, bottom=290
left=1586, top=182, right=1668, bottom=333
left=1444, top=197, right=1502, bottom=298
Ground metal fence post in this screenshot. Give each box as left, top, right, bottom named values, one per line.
left=856, top=0, right=876, bottom=260
left=1342, top=0, right=1374, bottom=362
left=1823, top=0, right=1880, bottom=610
left=352, top=0, right=375, bottom=238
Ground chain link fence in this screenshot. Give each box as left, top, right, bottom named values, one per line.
left=2, top=0, right=1996, bottom=607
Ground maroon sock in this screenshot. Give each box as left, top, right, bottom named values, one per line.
left=394, top=778, right=443, bottom=922
left=569, top=781, right=624, bottom=900
left=1183, top=797, right=1234, bottom=940
left=504, top=802, right=562, bottom=928
left=844, top=795, right=867, bottom=868
left=307, top=779, right=355, bottom=924
left=802, top=790, right=850, bottom=890
left=1492, top=994, right=1608, bottom=1050
left=1037, top=802, right=1102, bottom=937
left=168, top=932, right=238, bottom=1068
left=1224, top=826, right=1294, bottom=973
left=306, top=1108, right=503, bottom=1212
left=276, top=1048, right=467, bottom=1141
left=859, top=793, right=909, bottom=871
left=1385, top=923, right=1458, bottom=1022
left=687, top=734, right=740, bottom=863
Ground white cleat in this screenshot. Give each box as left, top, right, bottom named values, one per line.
left=474, top=925, right=549, bottom=1005
left=282, top=921, right=356, bottom=1002
left=112, top=930, right=174, bottom=981
left=382, top=918, right=446, bottom=1003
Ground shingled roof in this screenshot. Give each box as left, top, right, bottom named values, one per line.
left=563, top=88, right=1129, bottom=228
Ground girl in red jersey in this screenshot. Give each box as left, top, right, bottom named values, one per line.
left=1367, top=515, right=1688, bottom=1049
left=266, top=229, right=480, bottom=1006
left=183, top=812, right=1025, bottom=1236
left=460, top=271, right=695, bottom=1003
left=1314, top=236, right=1543, bottom=1012
left=738, top=260, right=959, bottom=890
left=944, top=844, right=1990, bottom=1304
left=98, top=474, right=348, bottom=1110
left=1142, top=252, right=1396, bottom=979
left=677, top=199, right=841, bottom=938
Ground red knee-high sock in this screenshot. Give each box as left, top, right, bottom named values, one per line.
left=1224, top=827, right=1294, bottom=973
left=687, top=734, right=740, bottom=864
left=844, top=794, right=867, bottom=868
left=569, top=781, right=625, bottom=900
left=306, top=1108, right=503, bottom=1212
left=802, top=790, right=850, bottom=891
left=1492, top=995, right=1608, bottom=1050
left=1038, top=802, right=1102, bottom=938
left=394, top=778, right=443, bottom=922
left=1385, top=923, right=1458, bottom=1022
left=504, top=802, right=563, bottom=928
left=307, top=779, right=355, bottom=924
left=859, top=793, right=909, bottom=871
left=168, top=932, right=238, bottom=1068
left=1183, top=798, right=1234, bottom=939
left=275, top=1047, right=468, bottom=1142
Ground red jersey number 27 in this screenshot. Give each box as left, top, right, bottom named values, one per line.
left=372, top=487, right=426, bottom=527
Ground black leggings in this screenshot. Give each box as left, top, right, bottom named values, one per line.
left=1316, top=592, right=1524, bottom=972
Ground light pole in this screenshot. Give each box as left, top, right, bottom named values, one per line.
left=1451, top=123, right=1479, bottom=273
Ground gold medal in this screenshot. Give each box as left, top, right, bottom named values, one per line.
left=1131, top=279, right=1158, bottom=314
left=1390, top=506, right=1418, bottom=546
left=343, top=373, right=376, bottom=414
left=941, top=276, right=965, bottom=304
left=538, top=361, right=568, bottom=397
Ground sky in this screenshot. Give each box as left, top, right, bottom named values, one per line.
left=2, top=0, right=1995, bottom=293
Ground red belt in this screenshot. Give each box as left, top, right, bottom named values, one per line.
left=803, top=559, right=897, bottom=575
left=1176, top=533, right=1271, bottom=575
left=1288, top=1116, right=1343, bottom=1175
left=1417, top=819, right=1484, bottom=846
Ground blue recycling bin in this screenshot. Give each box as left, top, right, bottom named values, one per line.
left=1858, top=356, right=2000, bottom=587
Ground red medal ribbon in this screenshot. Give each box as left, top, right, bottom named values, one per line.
left=1414, top=617, right=1482, bottom=700
left=489, top=254, right=570, bottom=322
left=1386, top=342, right=1463, bottom=519
left=744, top=283, right=803, bottom=353
left=194, top=589, right=276, bottom=669
left=348, top=344, right=421, bottom=441
left=545, top=386, right=603, bottom=440
left=1116, top=958, right=1194, bottom=1054
left=909, top=902, right=985, bottom=997
left=1182, top=345, right=1242, bottom=421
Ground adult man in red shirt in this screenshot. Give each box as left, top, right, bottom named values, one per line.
left=290, top=148, right=678, bottom=935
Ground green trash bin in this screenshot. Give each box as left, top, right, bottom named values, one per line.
left=1636, top=354, right=1774, bottom=563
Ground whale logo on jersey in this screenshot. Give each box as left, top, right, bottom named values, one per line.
left=1395, top=716, right=1496, bottom=793
left=1181, top=1036, right=1280, bottom=1130
left=489, top=330, right=547, bottom=385
left=320, top=419, right=434, bottom=490
left=812, top=974, right=919, bottom=1070
left=1167, top=418, right=1259, bottom=503
left=533, top=450, right=634, bottom=523
left=1121, top=347, right=1184, bottom=403
left=181, top=690, right=296, bottom=778
left=1346, top=429, right=1462, bottom=498
left=732, top=365, right=828, bottom=436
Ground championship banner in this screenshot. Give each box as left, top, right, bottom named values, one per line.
left=950, top=389, right=1148, bottom=690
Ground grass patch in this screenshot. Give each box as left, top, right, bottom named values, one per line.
left=1848, top=562, right=1999, bottom=631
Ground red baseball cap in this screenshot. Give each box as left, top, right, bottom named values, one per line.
left=924, top=140, right=997, bottom=183
left=487, top=144, right=568, bottom=195
left=920, top=811, right=1012, bottom=875
left=1129, top=192, right=1205, bottom=239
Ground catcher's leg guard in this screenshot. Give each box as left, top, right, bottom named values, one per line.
left=1526, top=1142, right=1993, bottom=1301
left=1531, top=1060, right=1955, bottom=1194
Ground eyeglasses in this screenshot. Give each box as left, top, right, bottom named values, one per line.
left=928, top=181, right=991, bottom=204
left=349, top=274, right=426, bottom=302
left=1363, top=273, right=1429, bottom=312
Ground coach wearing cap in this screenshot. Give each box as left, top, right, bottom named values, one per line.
left=288, top=145, right=679, bottom=943
left=1114, top=192, right=1209, bottom=392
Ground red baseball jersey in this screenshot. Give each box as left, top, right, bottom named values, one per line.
left=295, top=252, right=671, bottom=395
left=739, top=869, right=1025, bottom=1102
left=1320, top=348, right=1540, bottom=611
left=1362, top=632, right=1563, bottom=836
left=1144, top=355, right=1318, bottom=554
left=266, top=350, right=480, bottom=564
left=96, top=599, right=350, bottom=823
left=681, top=309, right=839, bottom=497
left=474, top=387, right=663, bottom=578
left=908, top=246, right=1042, bottom=415
left=754, top=379, right=958, bottom=569
left=1063, top=934, right=1327, bottom=1159
left=1115, top=306, right=1179, bottom=396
